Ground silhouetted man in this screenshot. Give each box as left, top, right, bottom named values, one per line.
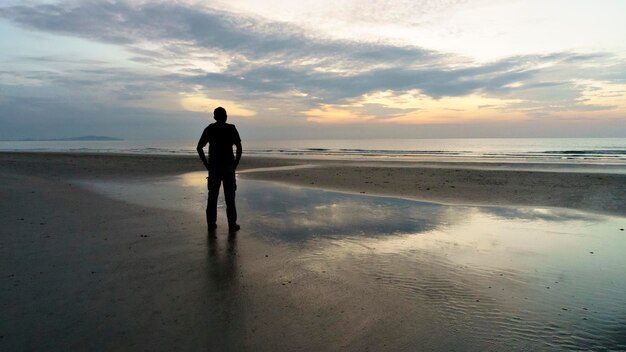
left=197, top=107, right=242, bottom=232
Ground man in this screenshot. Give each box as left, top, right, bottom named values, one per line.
left=197, top=107, right=242, bottom=232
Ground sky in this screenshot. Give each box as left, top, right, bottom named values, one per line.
left=1, top=0, right=625, bottom=140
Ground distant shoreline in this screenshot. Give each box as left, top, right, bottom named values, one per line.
left=3, top=135, right=123, bottom=142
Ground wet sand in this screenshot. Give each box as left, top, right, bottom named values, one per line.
left=239, top=160, right=626, bottom=217
left=2, top=152, right=626, bottom=351
left=1, top=153, right=472, bottom=351
left=1, top=152, right=625, bottom=215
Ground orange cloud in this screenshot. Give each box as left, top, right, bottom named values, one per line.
left=180, top=95, right=256, bottom=117
left=303, top=90, right=526, bottom=124
left=303, top=105, right=377, bottom=124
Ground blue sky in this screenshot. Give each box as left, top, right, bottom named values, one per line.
left=1, top=0, right=625, bottom=140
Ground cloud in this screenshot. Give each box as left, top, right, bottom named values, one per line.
left=186, top=57, right=542, bottom=102
left=303, top=105, right=377, bottom=124
left=1, top=2, right=616, bottom=99
left=0, top=1, right=438, bottom=68
left=304, top=90, right=526, bottom=124
left=180, top=94, right=256, bottom=116
left=0, top=0, right=625, bottom=137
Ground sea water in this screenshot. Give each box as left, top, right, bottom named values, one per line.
left=2, top=138, right=626, bottom=165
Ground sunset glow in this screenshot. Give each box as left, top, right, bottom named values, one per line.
left=1, top=0, right=625, bottom=138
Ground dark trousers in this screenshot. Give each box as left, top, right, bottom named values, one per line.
left=207, top=164, right=237, bottom=227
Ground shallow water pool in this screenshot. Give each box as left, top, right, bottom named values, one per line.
left=79, top=171, right=626, bottom=350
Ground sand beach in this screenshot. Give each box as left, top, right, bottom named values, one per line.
left=3, top=0, right=626, bottom=350
left=1, top=152, right=626, bottom=351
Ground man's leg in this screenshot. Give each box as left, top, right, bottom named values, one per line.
left=206, top=167, right=222, bottom=227
left=222, top=165, right=238, bottom=229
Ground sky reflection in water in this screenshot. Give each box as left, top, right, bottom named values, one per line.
left=80, top=171, right=626, bottom=350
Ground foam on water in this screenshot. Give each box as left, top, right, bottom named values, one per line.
left=3, top=138, right=626, bottom=167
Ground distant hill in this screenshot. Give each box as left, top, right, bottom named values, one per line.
left=17, top=136, right=123, bottom=141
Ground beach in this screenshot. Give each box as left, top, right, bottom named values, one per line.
left=2, top=152, right=626, bottom=351
left=3, top=0, right=626, bottom=349
left=2, top=152, right=624, bottom=215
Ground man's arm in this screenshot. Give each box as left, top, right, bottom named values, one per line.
left=196, top=130, right=209, bottom=170
left=234, top=141, right=242, bottom=169
left=233, top=125, right=242, bottom=169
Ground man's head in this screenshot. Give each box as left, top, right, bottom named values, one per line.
left=214, top=107, right=227, bottom=122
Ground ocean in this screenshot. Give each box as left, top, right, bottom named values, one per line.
left=1, top=138, right=625, bottom=166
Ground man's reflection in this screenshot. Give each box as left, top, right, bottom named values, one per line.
left=206, top=232, right=242, bottom=349
left=207, top=232, right=238, bottom=289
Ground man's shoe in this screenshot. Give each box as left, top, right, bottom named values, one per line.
left=228, top=224, right=240, bottom=232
